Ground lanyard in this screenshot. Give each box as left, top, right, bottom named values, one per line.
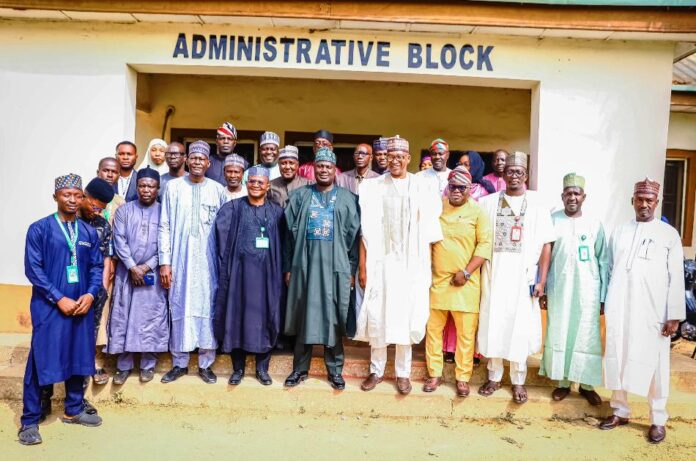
left=251, top=203, right=268, bottom=233
left=54, top=213, right=78, bottom=265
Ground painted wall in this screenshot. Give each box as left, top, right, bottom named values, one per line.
left=135, top=74, right=531, bottom=162
left=0, top=19, right=675, bottom=331
left=667, top=111, right=696, bottom=258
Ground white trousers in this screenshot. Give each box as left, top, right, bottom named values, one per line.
left=370, top=345, right=412, bottom=378
left=171, top=349, right=216, bottom=369
left=610, top=376, right=669, bottom=426
left=487, top=357, right=527, bottom=385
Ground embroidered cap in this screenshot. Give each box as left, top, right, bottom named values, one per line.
left=314, top=147, right=336, bottom=165
left=279, top=145, right=299, bottom=161
left=260, top=131, right=280, bottom=147
left=55, top=173, right=82, bottom=191
left=563, top=172, right=585, bottom=190
left=634, top=177, right=660, bottom=195
left=505, top=151, right=528, bottom=169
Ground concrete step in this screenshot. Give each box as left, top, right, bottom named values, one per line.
left=3, top=334, right=696, bottom=391
left=2, top=363, right=696, bottom=422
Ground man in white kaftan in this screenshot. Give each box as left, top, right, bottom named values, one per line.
left=477, top=151, right=555, bottom=404
left=158, top=140, right=227, bottom=384
left=355, top=136, right=443, bottom=395
left=599, top=177, right=685, bottom=444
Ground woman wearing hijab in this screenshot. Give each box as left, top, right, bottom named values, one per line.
left=459, top=151, right=495, bottom=201
left=144, top=138, right=169, bottom=175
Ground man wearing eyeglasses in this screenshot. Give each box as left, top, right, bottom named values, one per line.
left=417, top=138, right=452, bottom=196
left=336, top=143, right=380, bottom=195
left=424, top=166, right=492, bottom=397
left=159, top=142, right=187, bottom=199
left=356, top=136, right=443, bottom=395
left=40, top=177, right=115, bottom=420
left=206, top=121, right=238, bottom=186
left=476, top=151, right=555, bottom=405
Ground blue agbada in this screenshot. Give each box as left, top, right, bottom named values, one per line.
left=24, top=215, right=104, bottom=385
left=214, top=198, right=285, bottom=353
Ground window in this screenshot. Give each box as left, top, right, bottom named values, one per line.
left=664, top=149, right=696, bottom=246
left=284, top=131, right=381, bottom=173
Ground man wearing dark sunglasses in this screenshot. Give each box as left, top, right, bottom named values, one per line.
left=425, top=166, right=491, bottom=397
left=336, top=143, right=379, bottom=195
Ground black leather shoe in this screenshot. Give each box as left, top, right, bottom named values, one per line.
left=256, top=370, right=272, bottom=386
left=161, top=366, right=188, bottom=383
left=139, top=368, right=155, bottom=383
left=284, top=370, right=308, bottom=387
left=328, top=374, right=345, bottom=390
left=228, top=369, right=245, bottom=385
left=112, top=369, right=131, bottom=385
left=648, top=425, right=666, bottom=444
left=198, top=367, right=217, bottom=384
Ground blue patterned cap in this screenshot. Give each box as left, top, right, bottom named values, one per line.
left=278, top=145, right=299, bottom=160
left=223, top=153, right=247, bottom=170
left=260, top=131, right=280, bottom=147
left=189, top=140, right=210, bottom=158
left=373, top=137, right=388, bottom=152
left=314, top=147, right=336, bottom=165
left=247, top=166, right=270, bottom=178
left=55, top=173, right=82, bottom=191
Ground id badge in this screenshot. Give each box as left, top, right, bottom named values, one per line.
left=66, top=265, right=79, bottom=284
left=510, top=225, right=522, bottom=242
left=255, top=236, right=270, bottom=249
left=578, top=245, right=590, bottom=262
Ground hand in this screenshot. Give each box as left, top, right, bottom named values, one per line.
left=73, top=293, right=95, bottom=316
left=57, top=297, right=78, bottom=316
left=350, top=276, right=355, bottom=288
left=600, top=303, right=605, bottom=316
left=284, top=272, right=291, bottom=287
left=539, top=295, right=548, bottom=310
left=451, top=271, right=468, bottom=287
left=532, top=282, right=545, bottom=298
left=358, top=266, right=367, bottom=290
left=109, top=259, right=117, bottom=282
left=160, top=265, right=172, bottom=289
left=130, top=265, right=147, bottom=287
left=661, top=319, right=680, bottom=337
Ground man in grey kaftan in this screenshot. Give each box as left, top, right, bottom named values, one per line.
left=159, top=141, right=227, bottom=384
left=107, top=168, right=169, bottom=384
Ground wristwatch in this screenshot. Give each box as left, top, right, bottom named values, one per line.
left=462, top=270, right=472, bottom=281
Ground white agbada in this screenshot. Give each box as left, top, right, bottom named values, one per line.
left=604, top=218, right=685, bottom=397
left=355, top=173, right=443, bottom=347
left=477, top=191, right=556, bottom=364
left=416, top=167, right=451, bottom=196
left=158, top=176, right=227, bottom=352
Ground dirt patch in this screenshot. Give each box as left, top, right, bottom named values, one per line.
left=2, top=400, right=695, bottom=460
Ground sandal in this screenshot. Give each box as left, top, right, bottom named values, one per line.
left=512, top=384, right=528, bottom=404
left=477, top=380, right=501, bottom=397
left=92, top=368, right=109, bottom=385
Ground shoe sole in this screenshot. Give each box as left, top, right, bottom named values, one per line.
left=18, top=439, right=42, bottom=446
left=61, top=418, right=102, bottom=427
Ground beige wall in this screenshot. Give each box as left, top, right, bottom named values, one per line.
left=667, top=111, right=696, bottom=258
left=0, top=18, right=675, bottom=298
left=135, top=74, right=530, bottom=163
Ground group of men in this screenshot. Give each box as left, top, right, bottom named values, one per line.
left=19, top=122, right=685, bottom=447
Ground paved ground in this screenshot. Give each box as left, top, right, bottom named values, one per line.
left=2, top=400, right=695, bottom=460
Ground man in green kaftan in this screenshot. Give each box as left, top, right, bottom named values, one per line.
left=539, top=173, right=608, bottom=405
left=283, top=147, right=361, bottom=391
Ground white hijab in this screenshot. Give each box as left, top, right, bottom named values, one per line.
left=144, top=138, right=169, bottom=174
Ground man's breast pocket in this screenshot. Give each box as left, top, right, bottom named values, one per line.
left=201, top=205, right=218, bottom=225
